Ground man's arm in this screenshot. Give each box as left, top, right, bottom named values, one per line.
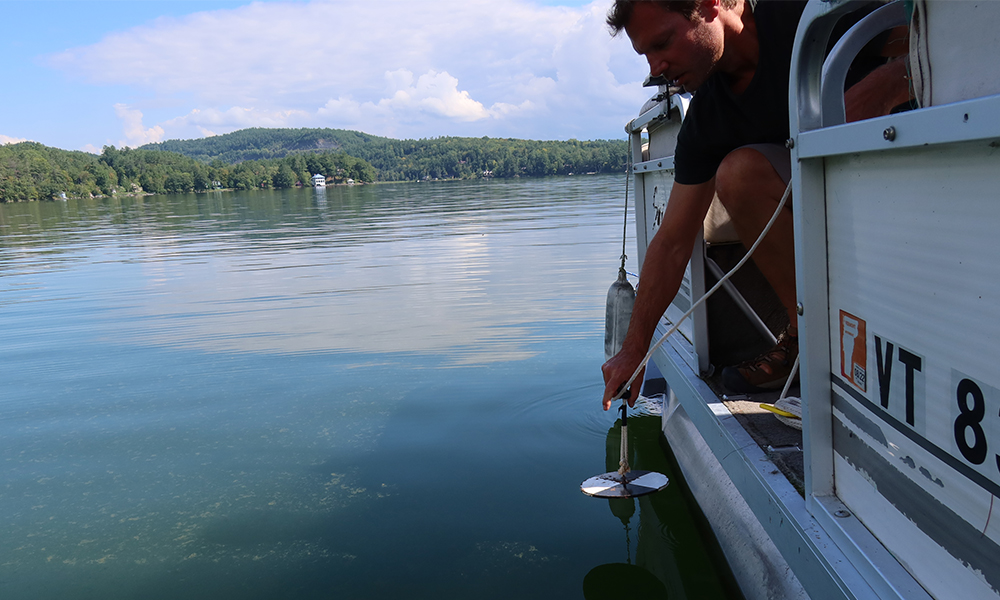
left=601, top=179, right=716, bottom=410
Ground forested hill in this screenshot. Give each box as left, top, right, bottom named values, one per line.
left=140, top=128, right=627, bottom=181
left=141, top=128, right=379, bottom=164
left=0, top=129, right=627, bottom=203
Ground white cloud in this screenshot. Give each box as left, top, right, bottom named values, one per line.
left=51, top=0, right=649, bottom=142
left=381, top=70, right=489, bottom=121
left=1, top=134, right=28, bottom=145
left=114, top=104, right=165, bottom=147
left=314, top=69, right=538, bottom=134
left=162, top=106, right=312, bottom=133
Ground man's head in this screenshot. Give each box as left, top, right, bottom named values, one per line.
left=606, top=0, right=737, bottom=35
left=607, top=0, right=738, bottom=92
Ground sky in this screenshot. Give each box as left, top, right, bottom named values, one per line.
left=1, top=0, right=652, bottom=152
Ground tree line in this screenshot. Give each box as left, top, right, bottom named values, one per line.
left=0, top=128, right=627, bottom=203
left=0, top=142, right=377, bottom=202
left=348, top=135, right=625, bottom=181
left=143, top=128, right=628, bottom=182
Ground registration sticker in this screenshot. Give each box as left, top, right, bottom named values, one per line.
left=840, top=311, right=867, bottom=392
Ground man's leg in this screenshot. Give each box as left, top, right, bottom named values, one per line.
left=715, top=145, right=797, bottom=392
left=715, top=145, right=796, bottom=326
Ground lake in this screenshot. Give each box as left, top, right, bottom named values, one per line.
left=0, top=176, right=735, bottom=599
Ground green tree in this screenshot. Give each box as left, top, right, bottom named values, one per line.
left=273, top=164, right=296, bottom=189
left=164, top=171, right=194, bottom=193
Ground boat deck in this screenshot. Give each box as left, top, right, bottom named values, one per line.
left=713, top=384, right=804, bottom=494
left=696, top=242, right=806, bottom=493
left=644, top=370, right=804, bottom=494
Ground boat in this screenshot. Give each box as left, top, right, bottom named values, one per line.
left=624, top=1, right=1000, bottom=598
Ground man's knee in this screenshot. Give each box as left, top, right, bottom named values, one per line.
left=716, top=147, right=787, bottom=213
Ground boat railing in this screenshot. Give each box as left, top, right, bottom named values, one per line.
left=626, top=86, right=714, bottom=374
left=792, top=1, right=1000, bottom=598
left=819, top=1, right=907, bottom=128
left=628, top=0, right=1000, bottom=597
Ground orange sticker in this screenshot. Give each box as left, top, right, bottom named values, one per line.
left=840, top=310, right=867, bottom=392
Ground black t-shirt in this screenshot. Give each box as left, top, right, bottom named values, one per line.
left=674, top=0, right=807, bottom=185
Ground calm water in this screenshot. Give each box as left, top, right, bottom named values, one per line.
left=0, top=177, right=734, bottom=599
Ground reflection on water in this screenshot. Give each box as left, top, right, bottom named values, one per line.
left=584, top=403, right=734, bottom=600
left=0, top=180, right=617, bottom=364
left=0, top=178, right=735, bottom=598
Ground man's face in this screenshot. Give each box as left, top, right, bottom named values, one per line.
left=625, top=1, right=724, bottom=92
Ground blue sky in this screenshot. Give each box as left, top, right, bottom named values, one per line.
left=2, top=0, right=650, bottom=152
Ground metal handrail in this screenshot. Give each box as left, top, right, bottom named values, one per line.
left=820, top=0, right=907, bottom=127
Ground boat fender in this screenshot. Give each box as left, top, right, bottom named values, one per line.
left=605, top=267, right=635, bottom=361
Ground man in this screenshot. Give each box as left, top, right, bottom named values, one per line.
left=601, top=0, right=909, bottom=410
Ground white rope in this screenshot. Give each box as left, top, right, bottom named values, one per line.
left=779, top=353, right=801, bottom=401
left=619, top=420, right=629, bottom=477
left=611, top=179, right=794, bottom=406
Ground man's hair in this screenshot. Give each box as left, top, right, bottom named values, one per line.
left=606, top=0, right=739, bottom=36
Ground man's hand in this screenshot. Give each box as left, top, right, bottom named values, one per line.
left=601, top=346, right=645, bottom=411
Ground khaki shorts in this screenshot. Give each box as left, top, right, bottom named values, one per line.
left=742, top=143, right=791, bottom=185
left=704, top=143, right=791, bottom=244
